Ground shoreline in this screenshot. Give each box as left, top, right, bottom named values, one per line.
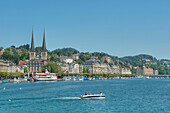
left=1, top=75, right=170, bottom=83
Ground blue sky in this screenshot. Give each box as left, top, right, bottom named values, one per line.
left=0, top=0, right=170, bottom=59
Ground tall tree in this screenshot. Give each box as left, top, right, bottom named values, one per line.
left=42, top=63, right=62, bottom=73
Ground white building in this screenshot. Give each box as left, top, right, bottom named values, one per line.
left=69, top=63, right=79, bottom=73
left=121, top=68, right=132, bottom=74
left=0, top=59, right=9, bottom=72
left=60, top=56, right=74, bottom=64
left=83, top=61, right=120, bottom=74
left=153, top=70, right=159, bottom=75
left=16, top=66, right=24, bottom=73
left=9, top=63, right=17, bottom=72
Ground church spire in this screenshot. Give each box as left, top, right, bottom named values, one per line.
left=42, top=29, right=46, bottom=52
left=30, top=29, right=35, bottom=52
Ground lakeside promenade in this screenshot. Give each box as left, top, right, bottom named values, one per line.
left=1, top=72, right=170, bottom=83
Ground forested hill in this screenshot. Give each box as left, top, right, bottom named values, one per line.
left=52, top=48, right=79, bottom=54
left=119, top=54, right=158, bottom=67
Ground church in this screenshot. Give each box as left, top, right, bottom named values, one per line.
left=27, top=29, right=48, bottom=73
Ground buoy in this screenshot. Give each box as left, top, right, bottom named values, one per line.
left=20, top=88, right=22, bottom=90
left=3, top=88, right=5, bottom=90
left=9, top=99, right=11, bottom=102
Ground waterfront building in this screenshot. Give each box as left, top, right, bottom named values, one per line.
left=83, top=61, right=120, bottom=74
left=59, top=63, right=69, bottom=73
left=16, top=65, right=25, bottom=73
left=19, top=61, right=28, bottom=68
left=153, top=70, right=159, bottom=75
left=69, top=63, right=79, bottom=73
left=136, top=65, right=153, bottom=75
left=79, top=65, right=83, bottom=73
left=136, top=67, right=143, bottom=75
left=27, top=29, right=48, bottom=73
left=121, top=67, right=132, bottom=74
left=9, top=62, right=17, bottom=72
left=59, top=63, right=83, bottom=73
left=0, top=59, right=9, bottom=72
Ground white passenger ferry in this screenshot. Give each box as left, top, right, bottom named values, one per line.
left=33, top=68, right=57, bottom=81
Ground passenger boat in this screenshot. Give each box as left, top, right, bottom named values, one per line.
left=80, top=92, right=105, bottom=99
left=33, top=68, right=57, bottom=81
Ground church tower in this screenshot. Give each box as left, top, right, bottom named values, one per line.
left=41, top=29, right=47, bottom=60
left=29, top=29, right=36, bottom=60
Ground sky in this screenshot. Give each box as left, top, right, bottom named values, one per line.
left=0, top=0, right=170, bottom=59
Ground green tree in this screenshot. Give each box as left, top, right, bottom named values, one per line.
left=104, top=60, right=108, bottom=63
left=83, top=67, right=90, bottom=73
left=24, top=67, right=28, bottom=73
left=159, top=67, right=166, bottom=75
left=75, top=59, right=83, bottom=64
left=42, top=63, right=62, bottom=73
left=35, top=47, right=42, bottom=53
left=68, top=52, right=72, bottom=57
left=83, top=67, right=86, bottom=73
left=86, top=68, right=90, bottom=73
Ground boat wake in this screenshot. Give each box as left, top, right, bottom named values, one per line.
left=1, top=97, right=81, bottom=102
left=52, top=97, right=81, bottom=100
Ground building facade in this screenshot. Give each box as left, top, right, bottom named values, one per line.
left=69, top=63, right=79, bottom=73
left=121, top=67, right=132, bottom=74
left=0, top=59, right=9, bottom=72
left=83, top=61, right=121, bottom=74
left=60, top=56, right=73, bottom=64
left=9, top=62, right=17, bottom=72
left=136, top=66, right=154, bottom=75
left=153, top=70, right=159, bottom=75
left=27, top=29, right=48, bottom=73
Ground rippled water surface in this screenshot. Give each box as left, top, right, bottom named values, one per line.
left=0, top=79, right=170, bottom=113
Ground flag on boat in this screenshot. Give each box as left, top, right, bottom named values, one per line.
left=32, top=72, right=34, bottom=78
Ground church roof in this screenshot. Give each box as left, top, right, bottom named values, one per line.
left=42, top=29, right=46, bottom=52
left=30, top=29, right=35, bottom=52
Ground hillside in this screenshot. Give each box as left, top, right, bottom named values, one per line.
left=119, top=54, right=157, bottom=67
left=119, top=54, right=170, bottom=75
left=1, top=44, right=170, bottom=75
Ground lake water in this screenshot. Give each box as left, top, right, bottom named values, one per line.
left=0, top=79, right=170, bottom=113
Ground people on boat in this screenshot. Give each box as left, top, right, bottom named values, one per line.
left=85, top=92, right=88, bottom=95
left=100, top=92, right=102, bottom=95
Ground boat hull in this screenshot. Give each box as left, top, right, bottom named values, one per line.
left=34, top=78, right=57, bottom=81
left=80, top=95, right=105, bottom=99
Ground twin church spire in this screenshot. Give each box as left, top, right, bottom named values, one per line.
left=29, top=28, right=47, bottom=60
left=42, top=29, right=46, bottom=52
left=30, top=29, right=35, bottom=52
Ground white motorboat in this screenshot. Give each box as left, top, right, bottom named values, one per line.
left=80, top=93, right=105, bottom=99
